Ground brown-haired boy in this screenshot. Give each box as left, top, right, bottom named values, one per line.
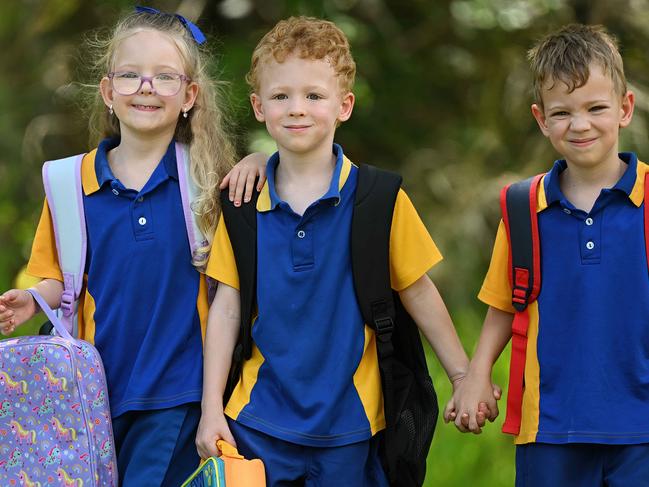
left=196, top=16, right=474, bottom=485
left=448, top=24, right=649, bottom=486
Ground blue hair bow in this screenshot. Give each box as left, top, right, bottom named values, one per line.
left=135, top=6, right=206, bottom=45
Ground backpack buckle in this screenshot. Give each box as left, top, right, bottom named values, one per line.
left=60, top=289, right=75, bottom=317
left=374, top=316, right=394, bottom=335
left=511, top=267, right=531, bottom=311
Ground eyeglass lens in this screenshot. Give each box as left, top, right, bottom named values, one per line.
left=112, top=73, right=183, bottom=96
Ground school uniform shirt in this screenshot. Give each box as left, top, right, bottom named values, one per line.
left=27, top=138, right=208, bottom=417
left=206, top=144, right=441, bottom=447
left=480, top=152, right=649, bottom=445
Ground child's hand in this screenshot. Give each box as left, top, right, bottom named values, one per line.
left=219, top=152, right=268, bottom=207
left=0, top=289, right=37, bottom=335
left=444, top=373, right=501, bottom=434
left=195, top=411, right=237, bottom=460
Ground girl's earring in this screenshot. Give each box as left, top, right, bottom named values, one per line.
left=183, top=109, right=188, bottom=119
left=109, top=105, right=113, bottom=116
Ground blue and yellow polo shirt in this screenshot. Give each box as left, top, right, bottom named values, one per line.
left=206, top=144, right=441, bottom=447
left=27, top=138, right=208, bottom=418
left=480, top=152, right=649, bottom=445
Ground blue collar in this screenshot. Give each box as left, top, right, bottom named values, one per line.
left=265, top=143, right=345, bottom=211
left=544, top=152, right=638, bottom=206
left=95, top=137, right=178, bottom=188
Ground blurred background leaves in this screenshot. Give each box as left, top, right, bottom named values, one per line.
left=2, top=0, right=649, bottom=484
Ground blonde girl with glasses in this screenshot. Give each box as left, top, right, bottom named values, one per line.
left=0, top=8, right=265, bottom=485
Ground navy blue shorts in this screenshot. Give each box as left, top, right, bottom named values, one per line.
left=112, top=403, right=201, bottom=487
left=228, top=418, right=389, bottom=487
left=516, top=442, right=649, bottom=487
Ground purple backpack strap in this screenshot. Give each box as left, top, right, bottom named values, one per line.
left=175, top=143, right=208, bottom=263
left=42, top=154, right=87, bottom=336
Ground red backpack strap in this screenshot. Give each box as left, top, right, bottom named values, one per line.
left=500, top=173, right=543, bottom=436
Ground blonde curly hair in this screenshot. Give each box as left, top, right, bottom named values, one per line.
left=247, top=16, right=356, bottom=94
left=84, top=10, right=236, bottom=269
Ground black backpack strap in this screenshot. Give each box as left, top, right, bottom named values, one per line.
left=500, top=174, right=543, bottom=311
left=352, top=164, right=437, bottom=486
left=219, top=185, right=260, bottom=402
left=352, top=164, right=401, bottom=345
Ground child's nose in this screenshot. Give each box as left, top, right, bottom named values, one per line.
left=139, top=79, right=155, bottom=94
left=288, top=100, right=306, bottom=116
left=570, top=114, right=591, bottom=131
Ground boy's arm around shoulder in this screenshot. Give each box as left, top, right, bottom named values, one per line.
left=196, top=281, right=240, bottom=458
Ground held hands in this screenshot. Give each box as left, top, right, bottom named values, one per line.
left=0, top=289, right=37, bottom=335
left=195, top=411, right=237, bottom=460
left=443, top=373, right=502, bottom=434
left=219, top=152, right=268, bottom=207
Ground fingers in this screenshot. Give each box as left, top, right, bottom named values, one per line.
left=227, top=170, right=241, bottom=206
left=256, top=165, right=267, bottom=192
left=219, top=428, right=237, bottom=450
left=443, top=400, right=456, bottom=423
left=492, top=383, right=503, bottom=400
left=467, top=412, right=483, bottom=434
left=454, top=412, right=470, bottom=433
left=197, top=436, right=220, bottom=460
left=231, top=171, right=249, bottom=207
left=242, top=171, right=257, bottom=204
left=0, top=302, right=16, bottom=327
left=479, top=398, right=500, bottom=422
left=219, top=172, right=231, bottom=190
left=476, top=410, right=486, bottom=428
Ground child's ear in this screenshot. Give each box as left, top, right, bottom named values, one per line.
left=531, top=104, right=550, bottom=137
left=619, top=90, right=635, bottom=128
left=99, top=77, right=114, bottom=108
left=337, top=92, right=355, bottom=123
left=250, top=93, right=265, bottom=122
left=183, top=82, right=199, bottom=111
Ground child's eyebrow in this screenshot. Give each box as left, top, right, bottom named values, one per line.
left=112, top=63, right=182, bottom=72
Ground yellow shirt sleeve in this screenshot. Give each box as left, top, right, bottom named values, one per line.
left=477, top=220, right=516, bottom=313
left=205, top=213, right=240, bottom=290
left=26, top=198, right=63, bottom=282
left=389, top=189, right=443, bottom=291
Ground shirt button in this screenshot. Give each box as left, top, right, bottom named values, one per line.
left=138, top=217, right=147, bottom=226
left=586, top=241, right=595, bottom=250
left=563, top=208, right=571, bottom=215
left=137, top=196, right=144, bottom=202
left=297, top=230, right=306, bottom=239
left=112, top=188, right=120, bottom=195
left=585, top=217, right=593, bottom=226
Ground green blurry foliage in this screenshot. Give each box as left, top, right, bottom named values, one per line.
left=2, top=0, right=649, bottom=485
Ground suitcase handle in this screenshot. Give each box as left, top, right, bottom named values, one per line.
left=26, top=288, right=74, bottom=341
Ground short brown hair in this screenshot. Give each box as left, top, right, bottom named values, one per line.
left=246, top=16, right=356, bottom=94
left=528, top=24, right=627, bottom=107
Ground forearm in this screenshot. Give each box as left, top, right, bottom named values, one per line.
left=399, top=275, right=469, bottom=382
left=202, top=284, right=241, bottom=414
left=469, top=306, right=514, bottom=378
left=31, top=278, right=64, bottom=310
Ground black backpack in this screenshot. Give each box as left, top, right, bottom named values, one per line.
left=220, top=163, right=438, bottom=487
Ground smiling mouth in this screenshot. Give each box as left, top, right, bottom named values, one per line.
left=569, top=138, right=597, bottom=146
left=132, top=104, right=160, bottom=110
